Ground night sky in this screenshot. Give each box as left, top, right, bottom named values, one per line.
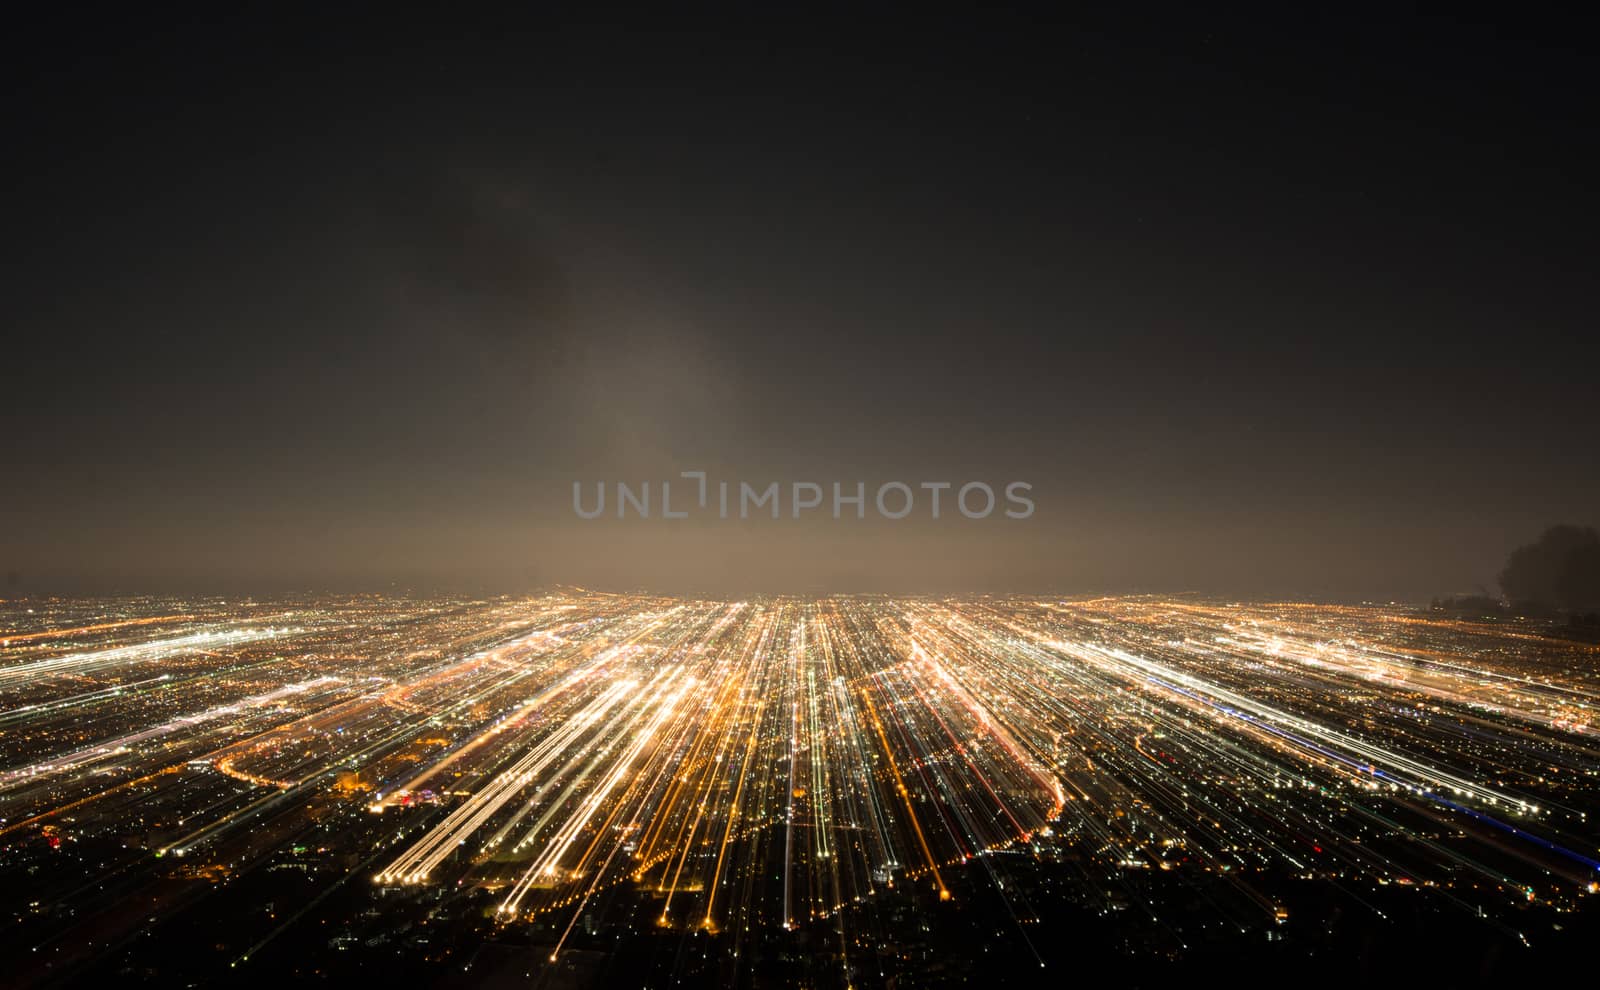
left=6, top=11, right=1595, bottom=598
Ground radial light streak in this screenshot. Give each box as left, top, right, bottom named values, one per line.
left=4, top=592, right=1600, bottom=985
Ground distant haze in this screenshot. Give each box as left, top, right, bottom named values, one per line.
left=5, top=11, right=1595, bottom=599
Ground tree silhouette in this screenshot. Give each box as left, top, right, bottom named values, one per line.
left=1499, top=525, right=1600, bottom=610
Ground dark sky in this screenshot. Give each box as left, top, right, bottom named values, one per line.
left=5, top=10, right=1595, bottom=599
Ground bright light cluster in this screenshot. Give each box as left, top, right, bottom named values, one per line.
left=3, top=592, right=1598, bottom=978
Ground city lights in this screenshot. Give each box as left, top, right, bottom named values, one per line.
left=3, top=592, right=1598, bottom=983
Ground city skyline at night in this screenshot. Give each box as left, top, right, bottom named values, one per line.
left=3, top=591, right=1599, bottom=985
left=5, top=8, right=1597, bottom=986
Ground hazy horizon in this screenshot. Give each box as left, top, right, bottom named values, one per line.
left=6, top=11, right=1595, bottom=600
